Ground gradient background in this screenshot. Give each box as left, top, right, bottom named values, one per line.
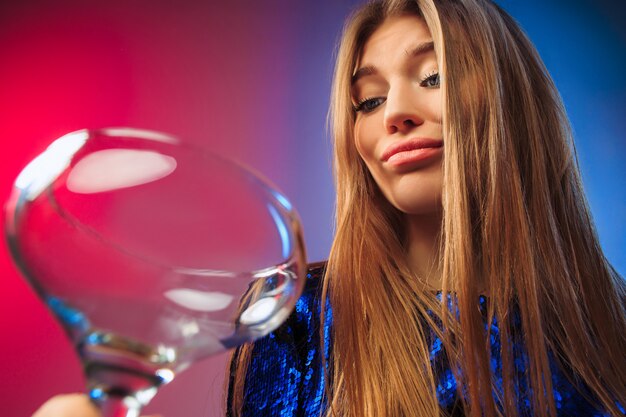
left=0, top=0, right=624, bottom=416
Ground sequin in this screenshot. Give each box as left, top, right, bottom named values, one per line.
left=227, top=264, right=616, bottom=416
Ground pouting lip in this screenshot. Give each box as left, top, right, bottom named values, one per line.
left=381, top=137, right=444, bottom=162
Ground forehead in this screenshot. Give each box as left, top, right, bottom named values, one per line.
left=359, top=15, right=432, bottom=66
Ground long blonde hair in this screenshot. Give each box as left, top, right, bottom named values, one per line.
left=325, top=0, right=626, bottom=416
left=229, top=1, right=626, bottom=416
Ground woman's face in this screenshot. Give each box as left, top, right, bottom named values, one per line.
left=352, top=15, right=443, bottom=216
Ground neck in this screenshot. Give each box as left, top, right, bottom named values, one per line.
left=405, top=212, right=443, bottom=290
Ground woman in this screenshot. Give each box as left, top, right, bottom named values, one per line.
left=228, top=0, right=626, bottom=416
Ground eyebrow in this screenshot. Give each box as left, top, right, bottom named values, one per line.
left=351, top=41, right=435, bottom=85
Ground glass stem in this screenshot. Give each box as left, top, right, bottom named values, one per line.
left=83, top=354, right=163, bottom=417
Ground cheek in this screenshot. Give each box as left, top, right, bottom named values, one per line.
left=420, top=89, right=443, bottom=122
left=433, top=95, right=442, bottom=122
left=353, top=116, right=379, bottom=163
left=353, top=123, right=370, bottom=169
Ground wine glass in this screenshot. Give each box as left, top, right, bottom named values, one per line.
left=4, top=128, right=307, bottom=417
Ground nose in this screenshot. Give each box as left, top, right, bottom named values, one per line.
left=383, top=84, right=424, bottom=135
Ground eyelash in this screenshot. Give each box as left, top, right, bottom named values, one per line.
left=353, top=97, right=386, bottom=113
left=353, top=71, right=441, bottom=113
left=419, top=71, right=440, bottom=88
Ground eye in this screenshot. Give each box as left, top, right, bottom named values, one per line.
left=354, top=97, right=386, bottom=113
left=419, top=72, right=440, bottom=88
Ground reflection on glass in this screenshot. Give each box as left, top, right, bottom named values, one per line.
left=67, top=149, right=177, bottom=194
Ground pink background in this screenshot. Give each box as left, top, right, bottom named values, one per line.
left=1, top=0, right=624, bottom=416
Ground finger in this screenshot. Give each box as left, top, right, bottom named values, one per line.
left=32, top=393, right=101, bottom=417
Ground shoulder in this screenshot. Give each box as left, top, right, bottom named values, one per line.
left=266, top=261, right=327, bottom=360
left=258, top=262, right=326, bottom=354
left=226, top=262, right=328, bottom=416
left=302, top=261, right=326, bottom=296
left=294, top=261, right=326, bottom=321
left=251, top=260, right=326, bottom=345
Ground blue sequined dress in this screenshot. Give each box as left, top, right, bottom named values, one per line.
left=227, top=263, right=613, bottom=416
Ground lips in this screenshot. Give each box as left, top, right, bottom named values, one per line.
left=381, top=138, right=443, bottom=163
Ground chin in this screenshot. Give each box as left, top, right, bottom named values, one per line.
left=390, top=197, right=442, bottom=217
left=384, top=174, right=443, bottom=217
